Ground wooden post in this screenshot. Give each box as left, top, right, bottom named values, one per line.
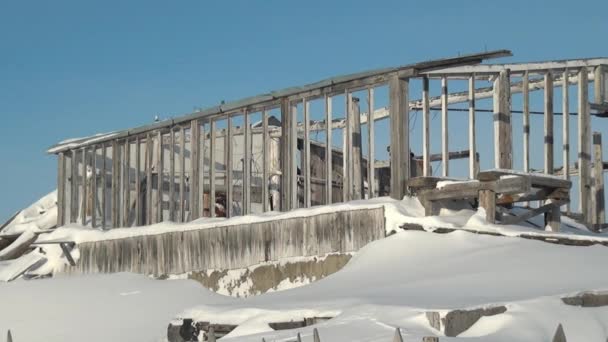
left=169, top=129, right=176, bottom=221
left=544, top=72, right=554, bottom=174
left=111, top=140, right=120, bottom=228
left=244, top=111, right=251, bottom=214
left=303, top=100, right=311, bottom=207
left=562, top=70, right=570, bottom=213
left=91, top=146, right=97, bottom=228
left=325, top=95, right=333, bottom=204
left=578, top=67, right=591, bottom=224
left=494, top=70, right=512, bottom=169
left=179, top=126, right=186, bottom=222
left=343, top=92, right=352, bottom=202
left=146, top=133, right=153, bottom=224
left=199, top=123, right=205, bottom=217
left=479, top=189, right=496, bottom=224
left=57, top=152, right=66, bottom=227
left=190, top=121, right=200, bottom=220
left=262, top=110, right=269, bottom=212
left=226, top=115, right=234, bottom=217
left=210, top=120, right=217, bottom=218
left=367, top=88, right=375, bottom=198
left=101, top=144, right=107, bottom=229
left=594, top=65, right=607, bottom=103
left=351, top=97, right=363, bottom=199
left=71, top=149, right=78, bottom=223
left=422, top=76, right=430, bottom=177
left=389, top=76, right=409, bottom=200
left=469, top=75, right=476, bottom=179
left=123, top=140, right=130, bottom=227
left=280, top=99, right=291, bottom=211
left=135, top=136, right=142, bottom=226
left=545, top=198, right=561, bottom=232
left=523, top=71, right=530, bottom=174
left=593, top=132, right=605, bottom=230
left=80, top=147, right=87, bottom=225
left=157, top=131, right=164, bottom=222
left=441, top=77, right=449, bottom=176
left=290, top=103, right=298, bottom=209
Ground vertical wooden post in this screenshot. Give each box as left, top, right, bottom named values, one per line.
left=199, top=123, right=205, bottom=217
left=544, top=72, right=554, bottom=174
left=594, top=65, right=607, bottom=103
left=190, top=120, right=200, bottom=220
left=244, top=111, right=251, bottom=214
left=80, top=147, right=87, bottom=225
left=479, top=189, right=496, bottom=224
left=123, top=140, right=130, bottom=227
left=111, top=140, right=120, bottom=228
left=422, top=76, right=430, bottom=177
left=70, top=150, right=78, bottom=223
left=389, top=75, right=410, bottom=200
left=57, top=152, right=66, bottom=227
left=226, top=116, right=234, bottom=217
left=169, top=129, right=176, bottom=221
left=441, top=77, right=449, bottom=177
left=210, top=120, right=217, bottom=217
left=262, top=110, right=269, bottom=212
left=303, top=100, right=311, bottom=207
left=351, top=97, right=363, bottom=200
left=325, top=95, right=333, bottom=204
left=593, top=132, right=605, bottom=230
left=280, top=99, right=291, bottom=211
left=135, top=136, right=142, bottom=226
left=579, top=67, right=591, bottom=224
left=290, top=103, right=298, bottom=209
left=343, top=92, right=352, bottom=202
left=91, top=145, right=97, bottom=228
left=101, top=144, right=107, bottom=229
left=523, top=71, right=530, bottom=174
left=146, top=133, right=153, bottom=225
left=545, top=199, right=561, bottom=232
left=468, top=75, right=476, bottom=179
left=494, top=70, right=512, bottom=169
left=367, top=88, right=375, bottom=198
left=179, top=126, right=186, bottom=222
left=562, top=70, right=570, bottom=213
left=157, top=131, right=164, bottom=222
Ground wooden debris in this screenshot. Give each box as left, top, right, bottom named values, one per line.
left=393, top=328, right=404, bottom=342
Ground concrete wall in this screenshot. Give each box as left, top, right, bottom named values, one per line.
left=68, top=207, right=385, bottom=276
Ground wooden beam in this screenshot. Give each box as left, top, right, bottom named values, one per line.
left=441, top=77, right=449, bottom=176
left=135, top=136, right=142, bottom=226
left=343, top=92, right=351, bottom=202
left=199, top=123, right=205, bottom=217
left=468, top=75, right=476, bottom=179
left=210, top=120, right=217, bottom=218
left=544, top=72, right=554, bottom=174
left=594, top=65, right=607, bottom=103
left=351, top=96, right=363, bottom=200
left=563, top=70, right=570, bottom=213
left=91, top=146, right=97, bottom=228
left=280, top=99, right=290, bottom=211
left=367, top=88, right=375, bottom=198
left=244, top=111, right=251, bottom=214
left=146, top=133, right=153, bottom=225
left=494, top=70, right=512, bottom=169
left=69, top=150, right=77, bottom=223
left=325, top=95, right=333, bottom=204
left=389, top=76, right=409, bottom=199
left=101, top=144, right=107, bottom=229
left=111, top=140, right=120, bottom=228
left=190, top=121, right=200, bottom=220
left=303, top=100, right=311, bottom=207
left=523, top=71, right=530, bottom=174
left=226, top=115, right=233, bottom=217
left=169, top=128, right=175, bottom=221
left=157, top=131, right=163, bottom=222
left=479, top=189, right=496, bottom=224
left=57, top=152, right=66, bottom=227
left=593, top=132, right=605, bottom=229
left=179, top=126, right=186, bottom=222
left=262, top=110, right=269, bottom=212
left=123, top=140, right=130, bottom=227
left=290, top=103, right=298, bottom=209
left=579, top=67, right=591, bottom=224
left=422, top=76, right=430, bottom=177
left=500, top=199, right=567, bottom=226
left=420, top=58, right=608, bottom=75
left=80, top=147, right=87, bottom=225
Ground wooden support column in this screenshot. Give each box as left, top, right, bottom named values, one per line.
left=179, top=126, right=186, bottom=222
left=325, top=95, right=333, bottom=204
left=562, top=70, right=570, bottom=213
left=190, top=121, right=200, bottom=220
left=303, top=101, right=311, bottom=207
left=422, top=76, right=430, bottom=177
left=441, top=77, right=449, bottom=176
left=343, top=92, right=352, bottom=202
left=69, top=150, right=77, bottom=223
left=367, top=88, right=375, bottom=198
left=280, top=99, right=291, bottom=211
left=169, top=129, right=176, bottom=221
left=595, top=65, right=607, bottom=103
left=135, top=136, right=142, bottom=226
left=146, top=133, right=153, bottom=225
left=593, top=132, right=605, bottom=230
left=244, top=111, right=251, bottom=214
left=389, top=75, right=410, bottom=200
left=262, top=110, right=269, bottom=212
left=544, top=73, right=554, bottom=174
left=80, top=147, right=87, bottom=225
left=494, top=70, right=512, bottom=169
left=199, top=123, right=205, bottom=216
left=290, top=103, right=298, bottom=209
left=91, top=146, right=97, bottom=228
left=523, top=71, right=530, bottom=174
left=468, top=75, right=476, bottom=179
left=226, top=116, right=234, bottom=217
left=101, top=144, right=107, bottom=229
left=209, top=120, right=217, bottom=217
left=111, top=140, right=120, bottom=228
left=351, top=96, right=363, bottom=200
left=57, top=152, right=66, bottom=227
left=578, top=67, right=591, bottom=224
left=156, top=131, right=163, bottom=222
left=479, top=189, right=496, bottom=224
left=545, top=198, right=561, bottom=232
left=122, top=140, right=130, bottom=227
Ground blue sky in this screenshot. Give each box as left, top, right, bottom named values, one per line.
left=0, top=0, right=607, bottom=220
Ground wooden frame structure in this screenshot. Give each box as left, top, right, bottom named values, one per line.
left=49, top=50, right=608, bottom=230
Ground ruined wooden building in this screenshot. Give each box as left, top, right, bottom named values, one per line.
left=48, top=50, right=608, bottom=230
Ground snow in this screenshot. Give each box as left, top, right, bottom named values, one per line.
left=1, top=190, right=57, bottom=236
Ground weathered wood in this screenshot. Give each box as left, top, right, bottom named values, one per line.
left=545, top=198, right=562, bottom=232
left=562, top=70, right=570, bottom=213
left=479, top=189, right=496, bottom=224
left=210, top=120, right=217, bottom=218
left=594, top=65, right=607, bottom=103
left=226, top=116, right=233, bottom=217
left=80, top=147, right=87, bottom=225
left=290, top=103, right=298, bottom=209
left=111, top=141, right=120, bottom=228
left=579, top=67, right=591, bottom=224
left=593, top=132, right=605, bottom=230
left=468, top=75, right=476, bottom=179
left=169, top=129, right=176, bottom=221
left=389, top=76, right=410, bottom=199
left=477, top=169, right=572, bottom=189
left=146, top=133, right=153, bottom=225
left=544, top=72, right=554, bottom=174
left=101, top=144, right=107, bottom=229
left=70, top=150, right=78, bottom=223
left=367, top=88, right=375, bottom=198
left=441, top=77, right=449, bottom=176
left=57, top=152, right=66, bottom=227
left=523, top=71, right=530, bottom=174
left=179, top=126, right=186, bottom=222
left=494, top=69, right=512, bottom=169
left=157, top=131, right=164, bottom=222
left=262, top=110, right=269, bottom=212
left=351, top=97, right=363, bottom=200
left=135, top=136, right=142, bottom=226
left=91, top=146, right=97, bottom=228
left=422, top=176, right=530, bottom=202
left=244, top=111, right=251, bottom=214
left=199, top=123, right=205, bottom=217
left=325, top=95, right=333, bottom=204
left=280, top=99, right=291, bottom=211
left=123, top=140, right=130, bottom=227
left=343, top=92, right=351, bottom=202
left=313, top=328, right=320, bottom=342
left=303, top=100, right=311, bottom=207
left=501, top=199, right=566, bottom=226
left=496, top=187, right=569, bottom=205
left=422, top=77, right=431, bottom=177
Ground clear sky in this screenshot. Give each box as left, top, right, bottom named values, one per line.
left=0, top=0, right=607, bottom=221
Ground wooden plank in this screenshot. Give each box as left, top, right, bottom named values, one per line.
left=562, top=70, right=570, bottom=213
left=479, top=189, right=496, bottom=223
left=593, top=132, right=605, bottom=229
left=343, top=92, right=352, bottom=202
left=101, top=144, right=107, bottom=229
left=280, top=99, right=291, bottom=210
left=111, top=140, right=120, bottom=228
left=544, top=72, right=554, bottom=174
left=290, top=103, right=298, bottom=208
left=146, top=133, right=153, bottom=225
left=190, top=121, right=200, bottom=220
left=303, top=100, right=311, bottom=207
left=157, top=131, right=163, bottom=222
left=441, top=77, right=449, bottom=176
left=135, top=136, right=142, bottom=226
left=80, top=147, right=87, bottom=225
left=325, top=95, right=333, bottom=204
left=262, top=110, right=269, bottom=212
left=523, top=71, right=530, bottom=174
left=389, top=76, right=410, bottom=200
left=501, top=200, right=567, bottom=226
left=367, top=88, right=376, bottom=198
left=57, top=152, right=65, bottom=227
left=91, top=146, right=97, bottom=228
left=179, top=126, right=186, bottom=222
left=351, top=96, right=363, bottom=200
left=123, top=140, right=130, bottom=227
left=210, top=120, right=217, bottom=218
left=494, top=70, right=512, bottom=169
left=169, top=129, right=175, bottom=221
left=244, top=111, right=251, bottom=214
left=70, top=149, right=78, bottom=223
left=579, top=67, right=591, bottom=224
left=468, top=75, right=476, bottom=179
left=423, top=176, right=530, bottom=202
left=226, top=115, right=233, bottom=217
left=595, top=65, right=607, bottom=103
left=421, top=77, right=431, bottom=178
left=199, top=123, right=205, bottom=217
left=477, top=169, right=571, bottom=189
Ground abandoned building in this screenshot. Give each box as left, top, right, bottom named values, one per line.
left=48, top=49, right=608, bottom=231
